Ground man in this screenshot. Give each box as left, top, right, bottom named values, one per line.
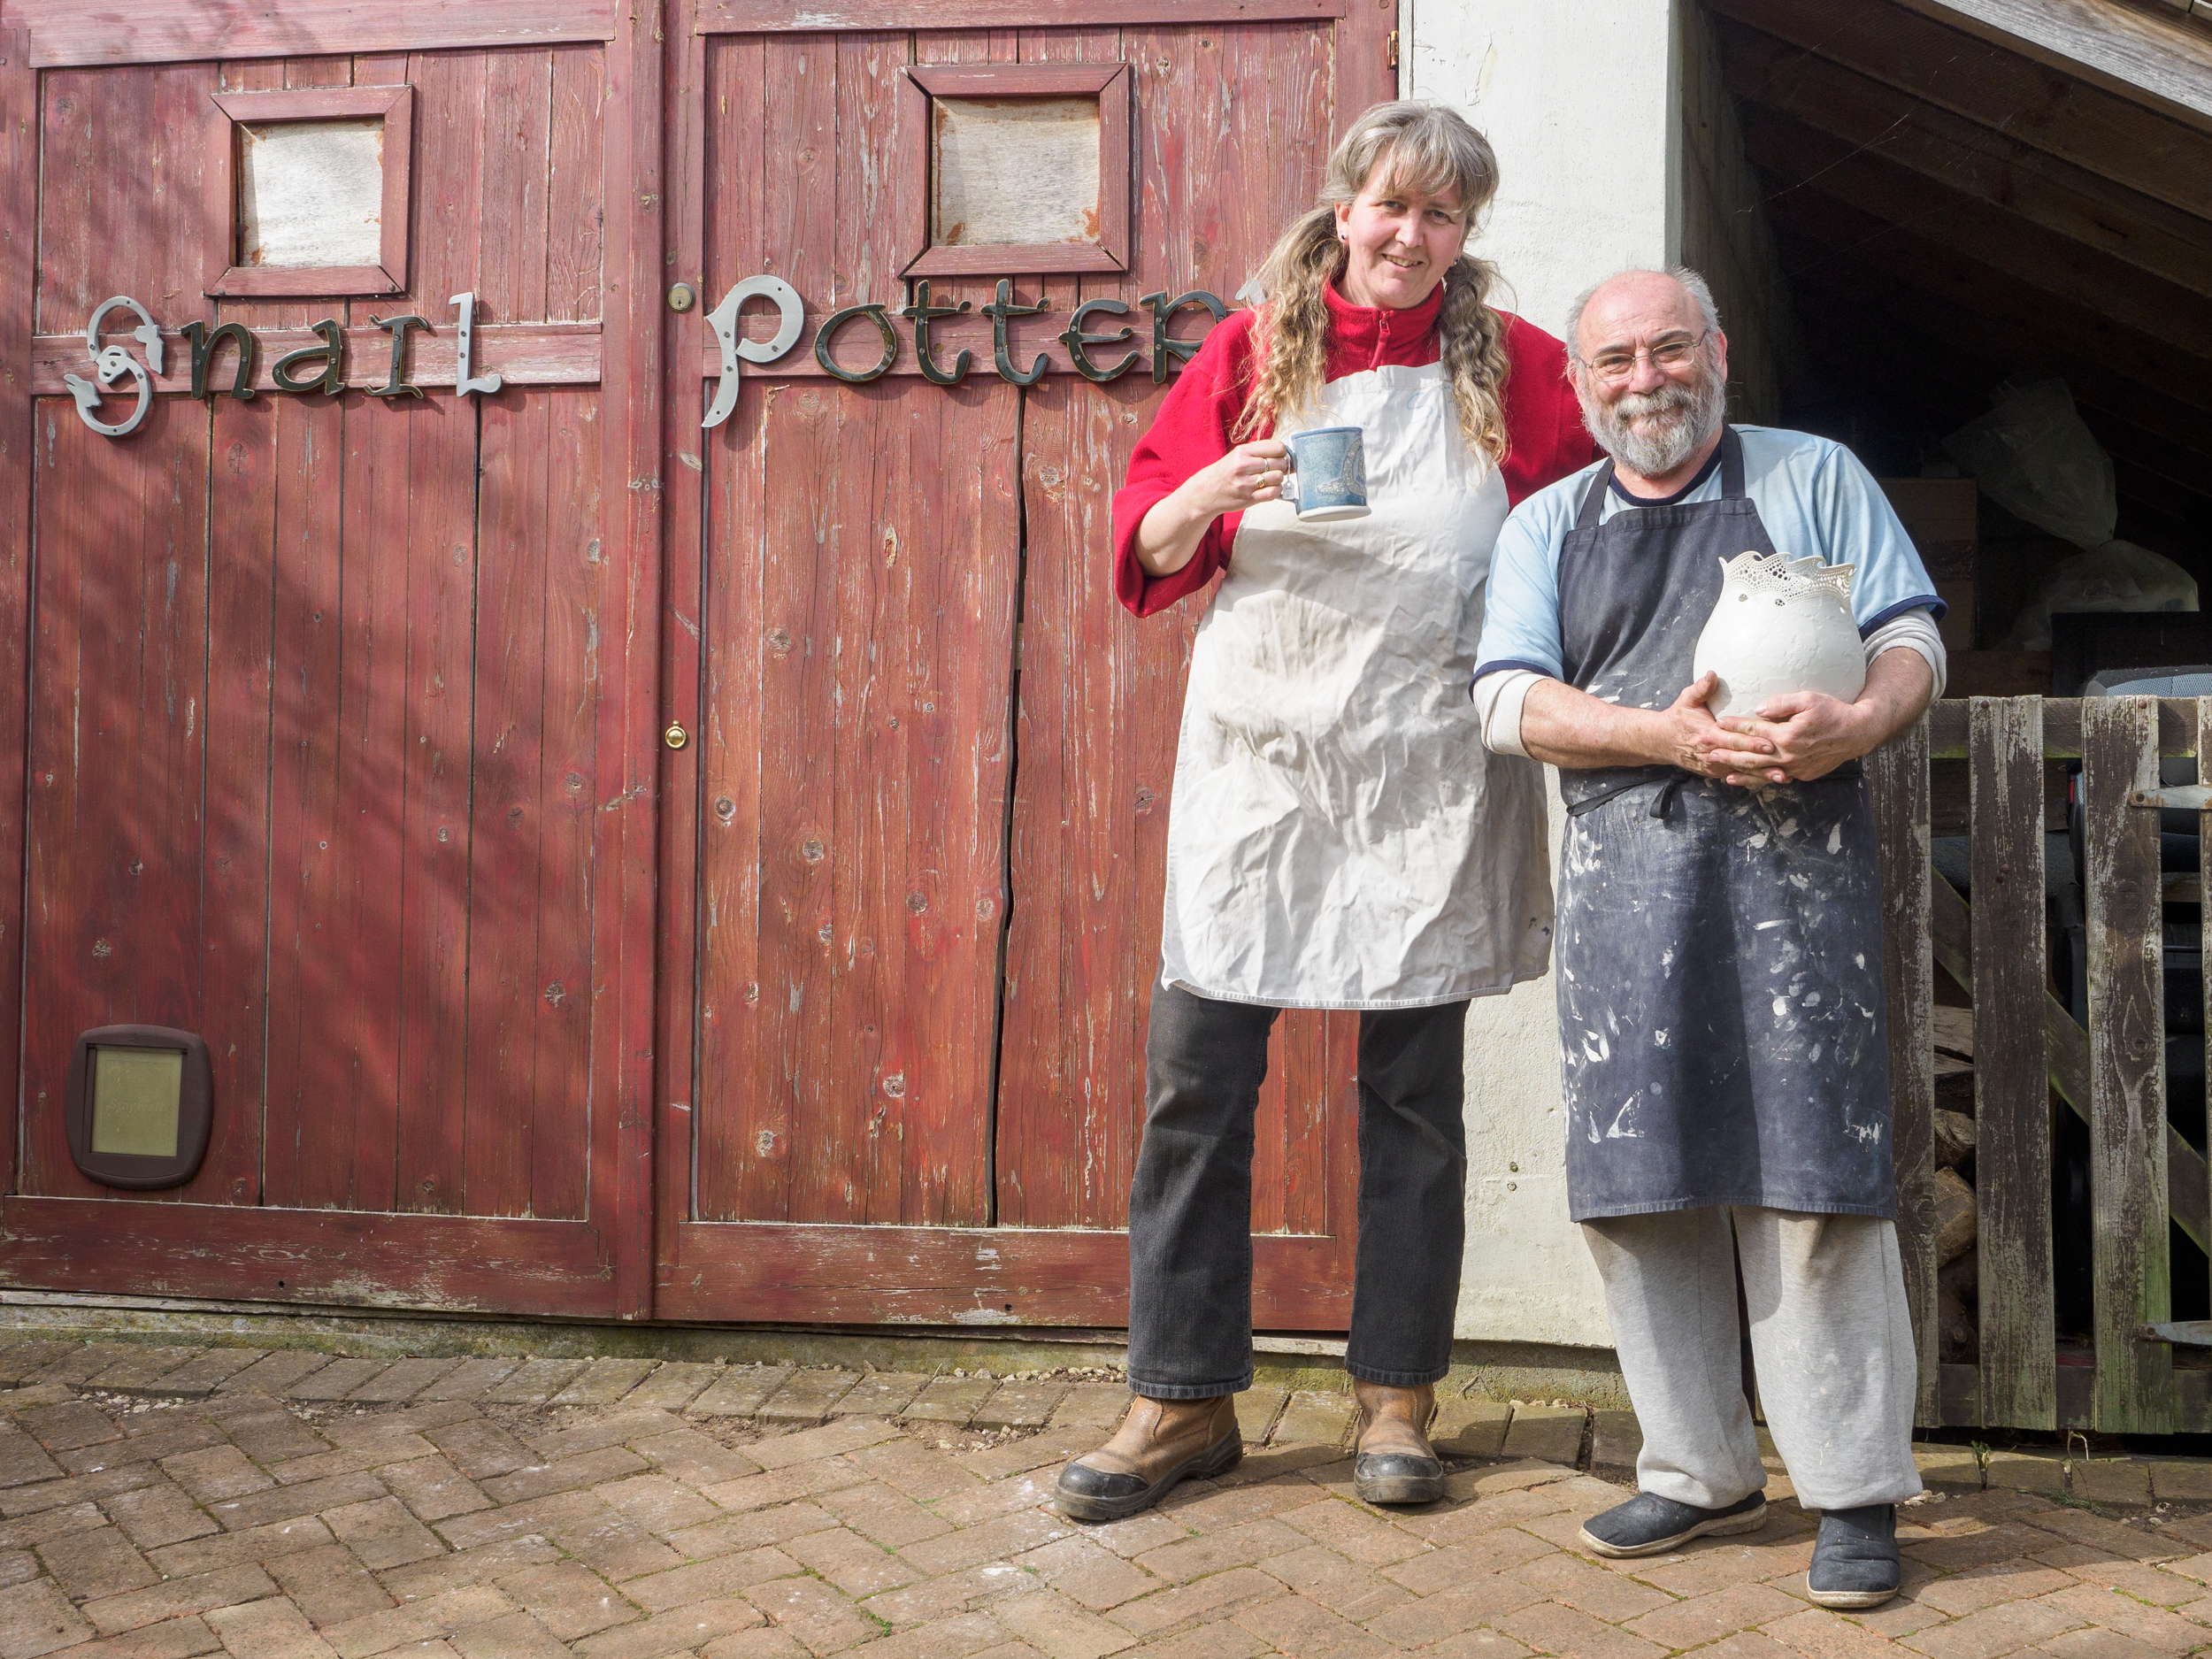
left=1471, top=267, right=1944, bottom=1609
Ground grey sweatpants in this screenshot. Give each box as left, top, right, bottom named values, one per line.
left=1583, top=1206, right=1924, bottom=1513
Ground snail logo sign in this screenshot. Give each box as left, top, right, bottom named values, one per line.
left=62, top=290, right=506, bottom=439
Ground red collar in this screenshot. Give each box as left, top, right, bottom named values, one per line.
left=1322, top=280, right=1445, bottom=372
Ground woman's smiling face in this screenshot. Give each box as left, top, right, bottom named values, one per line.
left=1333, top=167, right=1467, bottom=310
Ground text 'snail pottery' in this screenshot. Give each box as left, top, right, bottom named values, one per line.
left=1691, top=551, right=1866, bottom=718
left=1283, top=425, right=1370, bottom=522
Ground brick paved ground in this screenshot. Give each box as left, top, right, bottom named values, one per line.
left=0, top=1341, right=2206, bottom=1656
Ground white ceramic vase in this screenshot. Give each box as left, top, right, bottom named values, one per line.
left=1691, top=551, right=1867, bottom=718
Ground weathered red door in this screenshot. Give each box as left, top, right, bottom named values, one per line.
left=654, top=0, right=1395, bottom=1326
left=0, top=2, right=664, bottom=1316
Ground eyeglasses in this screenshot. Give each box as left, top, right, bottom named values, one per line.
left=1580, top=333, right=1709, bottom=385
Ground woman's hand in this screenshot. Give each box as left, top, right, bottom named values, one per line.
left=1707, top=693, right=1872, bottom=785
left=1133, top=440, right=1291, bottom=576
left=1182, top=439, right=1292, bottom=518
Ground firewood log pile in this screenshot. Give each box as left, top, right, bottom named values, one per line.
left=1931, top=1006, right=1980, bottom=1363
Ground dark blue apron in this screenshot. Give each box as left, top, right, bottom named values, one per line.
left=1553, top=428, right=1893, bottom=1221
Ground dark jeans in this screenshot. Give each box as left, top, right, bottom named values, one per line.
left=1126, top=977, right=1470, bottom=1399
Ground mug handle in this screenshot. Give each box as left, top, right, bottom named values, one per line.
left=1278, top=457, right=1300, bottom=514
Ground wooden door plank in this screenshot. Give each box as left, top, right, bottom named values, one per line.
left=748, top=35, right=840, bottom=1225
left=0, top=1197, right=613, bottom=1317
left=546, top=44, right=607, bottom=325
left=1969, top=697, right=2055, bottom=1428
left=659, top=1216, right=1348, bottom=1327
left=262, top=398, right=348, bottom=1209
left=0, top=30, right=32, bottom=1200
left=594, top=4, right=663, bottom=1318
left=2080, top=695, right=2172, bottom=1433
left=20, top=403, right=103, bottom=1199
left=329, top=392, right=412, bottom=1212
left=466, top=394, right=552, bottom=1218
left=196, top=393, right=276, bottom=1207
left=654, top=0, right=711, bottom=1249
left=392, top=395, right=477, bottom=1216
left=14, top=1, right=618, bottom=69
left=532, top=388, right=603, bottom=1225
left=695, top=33, right=770, bottom=1226
left=1868, top=717, right=1940, bottom=1421
left=480, top=49, right=554, bottom=324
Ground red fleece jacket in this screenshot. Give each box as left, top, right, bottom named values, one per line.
left=1111, top=282, right=1594, bottom=618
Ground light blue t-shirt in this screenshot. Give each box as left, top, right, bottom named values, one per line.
left=1474, top=425, right=1942, bottom=683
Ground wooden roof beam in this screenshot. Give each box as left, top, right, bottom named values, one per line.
left=1702, top=0, right=2212, bottom=222
left=1762, top=187, right=2212, bottom=415
left=1743, top=112, right=2212, bottom=362
left=1889, top=0, right=2212, bottom=137
left=1779, top=248, right=2212, bottom=474
left=1715, top=20, right=2212, bottom=303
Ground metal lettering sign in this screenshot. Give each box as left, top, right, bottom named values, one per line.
left=700, top=274, right=1227, bottom=430
left=65, top=292, right=506, bottom=439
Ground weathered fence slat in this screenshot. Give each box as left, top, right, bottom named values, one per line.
left=2083, top=696, right=2173, bottom=1434
left=1930, top=697, right=2202, bottom=759
left=1870, top=715, right=1940, bottom=1421
left=1929, top=873, right=2208, bottom=1252
left=1969, top=696, right=2055, bottom=1428
left=2202, top=703, right=2212, bottom=1263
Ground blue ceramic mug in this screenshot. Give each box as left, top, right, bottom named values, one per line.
left=1282, top=425, right=1370, bottom=522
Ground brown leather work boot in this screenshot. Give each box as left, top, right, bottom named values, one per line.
left=1352, top=1379, right=1445, bottom=1505
left=1055, top=1394, right=1240, bottom=1522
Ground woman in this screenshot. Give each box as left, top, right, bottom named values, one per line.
left=1055, top=102, right=1594, bottom=1523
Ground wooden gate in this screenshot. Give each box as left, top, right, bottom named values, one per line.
left=652, top=0, right=1395, bottom=1328
left=1872, top=695, right=2212, bottom=1433
left=0, top=1, right=665, bottom=1317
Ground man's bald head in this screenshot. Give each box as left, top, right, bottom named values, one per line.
left=1565, top=267, right=1720, bottom=366
left=1563, top=265, right=1729, bottom=482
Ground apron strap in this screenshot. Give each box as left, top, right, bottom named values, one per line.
left=1717, top=425, right=1747, bottom=498
left=1572, top=458, right=1614, bottom=532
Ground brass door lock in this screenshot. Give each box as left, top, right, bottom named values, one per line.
left=664, top=722, right=689, bottom=750
left=668, top=282, right=697, bottom=313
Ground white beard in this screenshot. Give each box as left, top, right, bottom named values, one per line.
left=1585, top=361, right=1727, bottom=477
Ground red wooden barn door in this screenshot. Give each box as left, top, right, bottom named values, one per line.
left=0, top=4, right=665, bottom=1317
left=657, top=0, right=1395, bottom=1326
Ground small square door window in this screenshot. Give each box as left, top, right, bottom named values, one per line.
left=902, top=65, right=1130, bottom=277
left=205, top=84, right=414, bottom=297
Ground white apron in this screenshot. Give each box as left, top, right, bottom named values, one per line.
left=1159, top=361, right=1554, bottom=1010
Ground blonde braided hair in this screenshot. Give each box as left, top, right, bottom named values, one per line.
left=1233, top=102, right=1512, bottom=464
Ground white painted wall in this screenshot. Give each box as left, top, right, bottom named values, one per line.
left=1403, top=0, right=1679, bottom=340
left=1403, top=0, right=1685, bottom=1347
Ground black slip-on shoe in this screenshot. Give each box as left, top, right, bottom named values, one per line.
left=1807, top=1503, right=1901, bottom=1609
left=1054, top=1424, right=1241, bottom=1523
left=1578, top=1489, right=1768, bottom=1558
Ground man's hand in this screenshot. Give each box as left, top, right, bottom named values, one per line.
left=1709, top=692, right=1874, bottom=785
left=1662, top=672, right=1771, bottom=779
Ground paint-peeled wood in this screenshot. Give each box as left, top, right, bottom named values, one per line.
left=931, top=96, right=1099, bottom=247
left=238, top=119, right=384, bottom=268
left=2083, top=695, right=2172, bottom=1433
left=1968, top=695, right=2055, bottom=1429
